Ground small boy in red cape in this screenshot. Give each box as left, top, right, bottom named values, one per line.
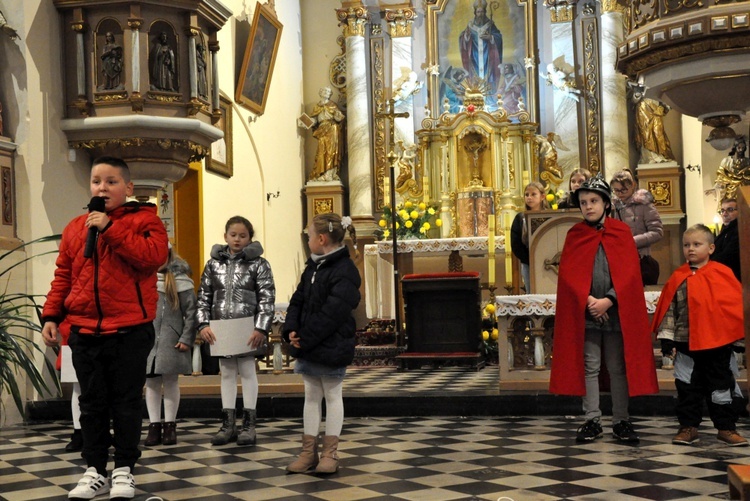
left=652, top=224, right=747, bottom=447
left=550, top=174, right=658, bottom=444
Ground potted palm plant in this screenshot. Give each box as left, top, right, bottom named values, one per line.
left=0, top=235, right=61, bottom=420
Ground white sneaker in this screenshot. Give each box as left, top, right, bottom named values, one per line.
left=109, top=467, right=135, bottom=499
left=68, top=467, right=109, bottom=499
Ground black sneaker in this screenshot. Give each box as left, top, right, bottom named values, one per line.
left=576, top=419, right=603, bottom=442
left=613, top=420, right=640, bottom=444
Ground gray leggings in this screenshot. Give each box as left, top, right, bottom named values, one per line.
left=583, top=328, right=630, bottom=423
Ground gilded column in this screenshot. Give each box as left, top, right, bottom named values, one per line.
left=336, top=5, right=374, bottom=229
left=600, top=0, right=629, bottom=173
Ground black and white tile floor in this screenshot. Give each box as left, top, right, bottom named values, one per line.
left=4, top=366, right=750, bottom=500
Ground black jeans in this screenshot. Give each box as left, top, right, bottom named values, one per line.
left=70, top=324, right=154, bottom=475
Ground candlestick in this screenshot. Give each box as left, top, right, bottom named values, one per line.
left=504, top=213, right=512, bottom=286
left=488, top=214, right=495, bottom=287
left=383, top=177, right=390, bottom=206
left=423, top=176, right=429, bottom=203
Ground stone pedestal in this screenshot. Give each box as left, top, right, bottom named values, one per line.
left=304, top=181, right=344, bottom=224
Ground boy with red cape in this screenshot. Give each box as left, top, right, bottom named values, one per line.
left=652, top=224, right=747, bottom=446
left=549, top=175, right=658, bottom=443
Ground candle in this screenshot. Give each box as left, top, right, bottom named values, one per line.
left=488, top=214, right=495, bottom=286
left=383, top=177, right=390, bottom=206
left=504, top=213, right=512, bottom=286
left=423, top=175, right=429, bottom=203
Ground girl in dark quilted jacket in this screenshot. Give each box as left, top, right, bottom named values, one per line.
left=283, top=213, right=361, bottom=474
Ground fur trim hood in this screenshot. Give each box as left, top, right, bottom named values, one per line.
left=210, top=241, right=264, bottom=261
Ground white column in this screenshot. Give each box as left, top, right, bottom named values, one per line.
left=130, top=22, right=141, bottom=94
left=549, top=20, right=580, bottom=174
left=601, top=6, right=629, bottom=173
left=337, top=6, right=373, bottom=225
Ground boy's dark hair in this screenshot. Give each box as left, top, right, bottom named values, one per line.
left=92, top=156, right=131, bottom=182
left=225, top=216, right=254, bottom=240
left=684, top=223, right=715, bottom=245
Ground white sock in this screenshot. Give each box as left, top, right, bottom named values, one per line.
left=162, top=374, right=180, bottom=422
left=144, top=377, right=162, bottom=423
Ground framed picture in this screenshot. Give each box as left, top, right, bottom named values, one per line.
left=235, top=2, right=283, bottom=115
left=424, top=0, right=537, bottom=122
left=207, top=94, right=233, bottom=177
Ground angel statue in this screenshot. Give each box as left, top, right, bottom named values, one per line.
left=394, top=140, right=419, bottom=195
left=629, top=83, right=675, bottom=164
left=536, top=132, right=565, bottom=189
left=392, top=68, right=423, bottom=106
left=541, top=63, right=582, bottom=102
left=706, top=135, right=750, bottom=207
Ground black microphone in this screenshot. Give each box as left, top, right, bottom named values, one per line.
left=83, top=196, right=106, bottom=258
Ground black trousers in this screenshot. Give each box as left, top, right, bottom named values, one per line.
left=675, top=344, right=737, bottom=431
left=70, top=324, right=154, bottom=475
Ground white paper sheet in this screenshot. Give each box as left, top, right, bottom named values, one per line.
left=209, top=316, right=256, bottom=357
left=60, top=345, right=78, bottom=383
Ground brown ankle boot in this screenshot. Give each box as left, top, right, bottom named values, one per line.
left=144, top=422, right=162, bottom=446
left=315, top=435, right=339, bottom=474
left=287, top=434, right=319, bottom=473
left=162, top=422, right=177, bottom=445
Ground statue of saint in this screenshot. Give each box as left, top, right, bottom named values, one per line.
left=151, top=32, right=176, bottom=92
left=710, top=136, right=750, bottom=205
left=308, top=87, right=345, bottom=182
left=98, top=32, right=123, bottom=91
left=536, top=132, right=565, bottom=188
left=196, top=43, right=208, bottom=99
left=632, top=88, right=675, bottom=164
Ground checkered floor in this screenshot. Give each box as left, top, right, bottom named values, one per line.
left=342, top=365, right=498, bottom=395
left=3, top=414, right=750, bottom=500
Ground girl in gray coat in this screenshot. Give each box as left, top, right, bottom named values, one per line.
left=611, top=169, right=664, bottom=285
left=144, top=246, right=197, bottom=446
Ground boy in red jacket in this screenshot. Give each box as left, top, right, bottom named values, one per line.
left=42, top=156, right=169, bottom=500
left=652, top=224, right=746, bottom=447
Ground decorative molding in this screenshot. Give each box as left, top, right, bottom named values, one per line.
left=329, top=36, right=347, bottom=96
left=94, top=92, right=128, bottom=102
left=147, top=92, right=182, bottom=103
left=371, top=37, right=386, bottom=211
left=70, top=137, right=210, bottom=163
left=648, top=180, right=672, bottom=206
left=314, top=197, right=334, bottom=215
left=384, top=7, right=417, bottom=38
left=336, top=5, right=369, bottom=38
left=582, top=18, right=602, bottom=174
left=600, top=0, right=626, bottom=14
left=2, top=166, right=13, bottom=226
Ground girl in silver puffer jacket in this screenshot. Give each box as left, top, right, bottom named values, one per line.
left=197, top=216, right=275, bottom=447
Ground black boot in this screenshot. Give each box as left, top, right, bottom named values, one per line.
left=65, top=429, right=83, bottom=452
left=144, top=422, right=162, bottom=446
left=237, top=409, right=257, bottom=446
left=211, top=409, right=237, bottom=446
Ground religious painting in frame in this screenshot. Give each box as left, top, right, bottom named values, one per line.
left=424, top=0, right=537, bottom=122
left=207, top=94, right=233, bottom=177
left=235, top=2, right=283, bottom=115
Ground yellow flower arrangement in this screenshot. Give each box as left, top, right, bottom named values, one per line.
left=480, top=302, right=499, bottom=363
left=546, top=188, right=566, bottom=211
left=378, top=201, right=441, bottom=240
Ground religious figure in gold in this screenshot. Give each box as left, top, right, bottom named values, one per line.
left=632, top=89, right=674, bottom=164
left=309, top=87, right=345, bottom=182
left=536, top=132, right=564, bottom=189
left=710, top=136, right=750, bottom=205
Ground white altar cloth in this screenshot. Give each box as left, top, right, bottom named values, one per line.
left=495, top=292, right=662, bottom=316
left=365, top=236, right=507, bottom=319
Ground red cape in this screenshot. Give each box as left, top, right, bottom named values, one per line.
left=651, top=261, right=743, bottom=350
left=549, top=218, right=658, bottom=396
